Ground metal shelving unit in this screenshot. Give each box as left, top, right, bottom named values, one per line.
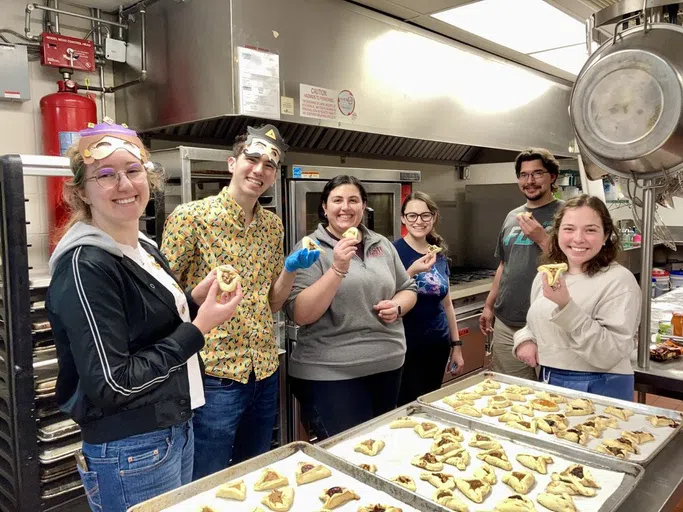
left=0, top=154, right=165, bottom=511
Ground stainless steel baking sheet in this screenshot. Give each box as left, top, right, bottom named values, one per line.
left=319, top=403, right=643, bottom=512
left=418, top=370, right=682, bottom=465
left=128, top=441, right=450, bottom=512
left=38, top=418, right=80, bottom=442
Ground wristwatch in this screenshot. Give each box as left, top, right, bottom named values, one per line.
left=396, top=304, right=402, bottom=317
left=450, top=340, right=463, bottom=347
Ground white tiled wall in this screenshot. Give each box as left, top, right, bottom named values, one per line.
left=0, top=0, right=116, bottom=271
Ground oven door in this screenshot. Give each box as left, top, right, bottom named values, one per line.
left=287, top=180, right=402, bottom=251
left=442, top=308, right=488, bottom=384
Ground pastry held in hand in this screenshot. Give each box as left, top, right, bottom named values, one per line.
left=494, top=494, right=538, bottom=512
left=516, top=454, right=554, bottom=474
left=647, top=415, right=679, bottom=427
left=355, top=439, right=385, bottom=456
left=420, top=471, right=457, bottom=489
left=502, top=471, right=536, bottom=495
left=473, top=463, right=497, bottom=484
left=455, top=477, right=492, bottom=503
left=389, top=416, right=418, bottom=429
left=254, top=468, right=289, bottom=491
left=301, top=236, right=325, bottom=253
left=428, top=244, right=443, bottom=255
left=621, top=430, right=656, bottom=444
left=476, top=448, right=513, bottom=470
left=545, top=480, right=596, bottom=497
left=216, top=264, right=241, bottom=293
left=294, top=462, right=331, bottom=486
left=536, top=492, right=577, bottom=512
left=604, top=405, right=634, bottom=421
left=468, top=433, right=502, bottom=450
left=391, top=475, right=416, bottom=492
left=215, top=479, right=246, bottom=501
left=358, top=463, right=377, bottom=473
left=342, top=227, right=360, bottom=240
left=537, top=263, right=568, bottom=286
left=433, top=489, right=469, bottom=512
left=414, top=421, right=439, bottom=438
left=261, top=486, right=294, bottom=512
left=319, top=486, right=359, bottom=510
left=412, top=452, right=443, bottom=471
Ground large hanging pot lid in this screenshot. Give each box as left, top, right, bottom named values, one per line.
left=572, top=49, right=681, bottom=162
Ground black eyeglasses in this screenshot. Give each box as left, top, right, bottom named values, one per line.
left=518, top=170, right=549, bottom=181
left=404, top=212, right=434, bottom=222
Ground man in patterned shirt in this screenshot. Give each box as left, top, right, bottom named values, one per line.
left=162, top=124, right=318, bottom=479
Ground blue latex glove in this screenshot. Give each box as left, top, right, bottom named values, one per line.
left=285, top=248, right=320, bottom=272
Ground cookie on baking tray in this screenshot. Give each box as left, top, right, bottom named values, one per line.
left=390, top=474, right=416, bottom=492
left=420, top=471, right=457, bottom=489
left=411, top=452, right=443, bottom=471
left=483, top=406, right=508, bottom=417
left=354, top=439, right=385, bottom=456
left=552, top=464, right=600, bottom=489
left=453, top=404, right=482, bottom=418
left=506, top=419, right=537, bottom=434
left=488, top=395, right=513, bottom=408
left=476, top=448, right=512, bottom=470
left=474, top=384, right=498, bottom=396
left=621, top=430, right=656, bottom=444
left=319, top=486, right=359, bottom=510
left=530, top=398, right=560, bottom=413
left=455, top=391, right=483, bottom=402
left=498, top=412, right=524, bottom=424
left=468, top=433, right=502, bottom=450
left=480, top=378, right=502, bottom=390
left=537, top=417, right=563, bottom=435
left=358, top=463, right=378, bottom=474
left=430, top=436, right=462, bottom=455
left=511, top=404, right=534, bottom=417
left=433, top=488, right=469, bottom=511
left=505, top=385, right=534, bottom=395
left=555, top=428, right=588, bottom=445
left=545, top=480, right=596, bottom=497
left=564, top=402, right=594, bottom=416
left=389, top=416, right=418, bottom=429
left=535, top=390, right=567, bottom=404
left=391, top=475, right=417, bottom=492
left=536, top=492, right=577, bottom=512
left=494, top=494, right=538, bottom=512
left=438, top=427, right=465, bottom=441
left=590, top=414, right=619, bottom=429
left=516, top=454, right=554, bottom=474
left=215, top=478, right=246, bottom=501
left=444, top=397, right=472, bottom=410
left=604, top=405, right=634, bottom=421
left=295, top=462, right=331, bottom=485
left=502, top=470, right=536, bottom=495
left=440, top=448, right=471, bottom=470
left=575, top=419, right=604, bottom=438
left=647, top=415, right=679, bottom=427
left=595, top=443, right=628, bottom=459
left=261, top=486, right=294, bottom=512
left=604, top=437, right=639, bottom=454
left=253, top=468, right=289, bottom=491
left=455, top=477, right=492, bottom=503
left=358, top=505, right=403, bottom=512
left=502, top=391, right=527, bottom=402
left=473, top=462, right=498, bottom=484
left=414, top=421, right=440, bottom=438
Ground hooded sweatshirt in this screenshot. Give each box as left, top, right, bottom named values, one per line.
left=285, top=224, right=417, bottom=380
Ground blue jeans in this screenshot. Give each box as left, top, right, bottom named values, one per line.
left=540, top=366, right=634, bottom=402
left=192, top=370, right=279, bottom=480
left=78, top=420, right=194, bottom=512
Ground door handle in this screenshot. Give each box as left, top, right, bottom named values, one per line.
left=365, top=206, right=375, bottom=231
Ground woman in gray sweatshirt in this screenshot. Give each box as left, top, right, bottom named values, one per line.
left=285, top=175, right=417, bottom=439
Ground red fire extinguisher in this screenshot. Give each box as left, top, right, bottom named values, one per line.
left=40, top=79, right=97, bottom=253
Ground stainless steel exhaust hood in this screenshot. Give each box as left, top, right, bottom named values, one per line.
left=115, top=0, right=575, bottom=163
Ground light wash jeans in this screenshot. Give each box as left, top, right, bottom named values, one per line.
left=540, top=366, right=634, bottom=401
left=78, top=420, right=193, bottom=512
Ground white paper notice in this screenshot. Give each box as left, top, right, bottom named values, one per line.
left=238, top=47, right=280, bottom=119
left=300, top=83, right=337, bottom=120
left=281, top=96, right=294, bottom=115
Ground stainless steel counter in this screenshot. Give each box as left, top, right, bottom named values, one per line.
left=633, top=286, right=683, bottom=399
left=449, top=278, right=493, bottom=300
left=616, top=432, right=683, bottom=512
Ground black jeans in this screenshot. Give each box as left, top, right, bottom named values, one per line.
left=291, top=367, right=403, bottom=441
left=397, top=340, right=450, bottom=406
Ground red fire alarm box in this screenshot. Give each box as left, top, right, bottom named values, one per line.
left=41, top=33, right=95, bottom=72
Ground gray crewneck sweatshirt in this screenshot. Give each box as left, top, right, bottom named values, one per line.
left=284, top=224, right=417, bottom=380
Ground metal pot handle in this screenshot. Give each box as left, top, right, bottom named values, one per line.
left=611, top=0, right=649, bottom=44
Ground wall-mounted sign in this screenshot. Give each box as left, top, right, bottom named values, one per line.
left=300, top=84, right=357, bottom=121
left=237, top=47, right=280, bottom=119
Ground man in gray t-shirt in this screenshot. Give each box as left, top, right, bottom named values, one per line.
left=479, top=148, right=564, bottom=379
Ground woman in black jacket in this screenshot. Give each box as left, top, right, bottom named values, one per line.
left=46, top=121, right=242, bottom=512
